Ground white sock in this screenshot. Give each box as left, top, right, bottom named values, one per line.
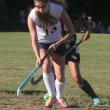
left=55, top=79, right=65, bottom=99
left=43, top=72, right=56, bottom=97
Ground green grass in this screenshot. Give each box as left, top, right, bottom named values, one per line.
left=80, top=34, right=110, bottom=96
left=0, top=32, right=110, bottom=106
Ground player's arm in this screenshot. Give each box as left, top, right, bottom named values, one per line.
left=55, top=9, right=76, bottom=46
left=27, top=16, right=40, bottom=63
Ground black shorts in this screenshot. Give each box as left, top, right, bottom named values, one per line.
left=65, top=34, right=80, bottom=64
left=38, top=42, right=66, bottom=56
left=65, top=52, right=80, bottom=64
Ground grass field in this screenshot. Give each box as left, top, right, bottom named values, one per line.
left=0, top=32, right=110, bottom=110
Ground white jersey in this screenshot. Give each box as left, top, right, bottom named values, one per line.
left=29, top=2, right=63, bottom=43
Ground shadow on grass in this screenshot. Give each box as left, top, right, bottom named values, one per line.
left=23, top=90, right=46, bottom=95
left=68, top=104, right=80, bottom=108
left=0, top=67, right=24, bottom=70
left=0, top=90, right=46, bottom=95
left=67, top=104, right=85, bottom=109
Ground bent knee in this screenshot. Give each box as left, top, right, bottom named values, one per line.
left=72, top=76, right=82, bottom=85
left=56, top=74, right=65, bottom=82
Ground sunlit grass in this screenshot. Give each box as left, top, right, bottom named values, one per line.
left=0, top=32, right=110, bottom=106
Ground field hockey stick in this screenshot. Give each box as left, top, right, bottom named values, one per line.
left=65, top=34, right=84, bottom=56
left=31, top=75, right=43, bottom=85
left=17, top=48, right=53, bottom=96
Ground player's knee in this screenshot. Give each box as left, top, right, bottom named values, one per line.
left=42, top=62, right=51, bottom=73
left=72, top=76, right=82, bottom=85
left=56, top=74, right=65, bottom=82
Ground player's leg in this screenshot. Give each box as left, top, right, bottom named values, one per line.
left=67, top=53, right=101, bottom=105
left=52, top=54, right=68, bottom=108
left=39, top=47, right=56, bottom=107
left=51, top=44, right=68, bottom=108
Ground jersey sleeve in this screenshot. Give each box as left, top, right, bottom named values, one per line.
left=28, top=9, right=36, bottom=23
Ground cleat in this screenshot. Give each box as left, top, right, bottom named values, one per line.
left=57, top=98, right=68, bottom=108
left=91, top=97, right=101, bottom=105
left=43, top=93, right=49, bottom=101
left=45, top=96, right=56, bottom=107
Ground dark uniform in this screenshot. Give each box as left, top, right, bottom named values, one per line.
left=65, top=34, right=80, bottom=64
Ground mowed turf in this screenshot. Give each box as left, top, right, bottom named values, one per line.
left=0, top=32, right=110, bottom=110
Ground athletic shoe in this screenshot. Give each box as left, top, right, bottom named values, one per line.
left=43, top=93, right=49, bottom=101
left=57, top=98, right=68, bottom=108
left=45, top=96, right=56, bottom=107
left=91, top=97, right=101, bottom=105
